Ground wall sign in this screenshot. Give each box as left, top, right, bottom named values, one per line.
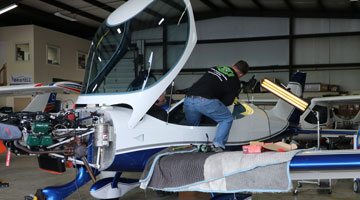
left=10, top=74, right=33, bottom=85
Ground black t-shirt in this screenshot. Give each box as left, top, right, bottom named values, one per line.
left=186, top=66, right=241, bottom=106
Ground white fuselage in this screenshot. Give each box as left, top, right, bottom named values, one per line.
left=89, top=100, right=290, bottom=170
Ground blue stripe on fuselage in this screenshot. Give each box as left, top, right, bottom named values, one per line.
left=106, top=148, right=165, bottom=172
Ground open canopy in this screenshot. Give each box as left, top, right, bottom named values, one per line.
left=82, top=0, right=190, bottom=95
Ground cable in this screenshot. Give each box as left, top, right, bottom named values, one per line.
left=259, top=107, right=272, bottom=137
left=74, top=165, right=82, bottom=200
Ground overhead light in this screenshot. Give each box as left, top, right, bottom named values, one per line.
left=116, top=28, right=122, bottom=34
left=54, top=11, right=77, bottom=22
left=0, top=4, right=18, bottom=15
left=261, top=79, right=308, bottom=111
left=92, top=84, right=98, bottom=92
left=158, top=18, right=164, bottom=26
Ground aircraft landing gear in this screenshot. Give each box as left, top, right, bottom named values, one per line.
left=210, top=193, right=252, bottom=200
left=90, top=172, right=139, bottom=199
left=0, top=180, right=9, bottom=188
left=353, top=179, right=360, bottom=193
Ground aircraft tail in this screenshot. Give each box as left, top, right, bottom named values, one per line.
left=23, top=93, right=57, bottom=112
left=268, top=72, right=307, bottom=125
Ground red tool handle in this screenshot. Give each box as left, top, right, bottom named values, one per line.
left=5, top=149, right=11, bottom=167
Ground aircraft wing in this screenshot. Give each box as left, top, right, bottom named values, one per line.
left=295, top=127, right=358, bottom=135
left=311, top=95, right=360, bottom=105
left=241, top=99, right=278, bottom=105
left=0, top=82, right=81, bottom=96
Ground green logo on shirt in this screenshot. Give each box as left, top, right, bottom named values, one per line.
left=216, top=66, right=235, bottom=77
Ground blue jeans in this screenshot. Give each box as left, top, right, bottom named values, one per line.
left=184, top=96, right=233, bottom=149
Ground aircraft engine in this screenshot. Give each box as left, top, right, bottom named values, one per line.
left=94, top=123, right=112, bottom=148
left=90, top=109, right=116, bottom=171
left=0, top=106, right=121, bottom=176
left=0, top=110, right=100, bottom=173
left=26, top=122, right=52, bottom=147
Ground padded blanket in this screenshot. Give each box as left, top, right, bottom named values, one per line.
left=140, top=147, right=302, bottom=193
left=0, top=123, right=22, bottom=141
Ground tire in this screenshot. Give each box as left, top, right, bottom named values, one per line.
left=297, top=182, right=302, bottom=188
left=293, top=189, right=298, bottom=195
left=353, top=179, right=360, bottom=193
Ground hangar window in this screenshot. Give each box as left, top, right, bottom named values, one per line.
left=77, top=51, right=87, bottom=70
left=15, top=43, right=30, bottom=61
left=47, top=45, right=60, bottom=65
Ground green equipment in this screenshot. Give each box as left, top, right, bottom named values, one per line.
left=26, top=122, right=53, bottom=147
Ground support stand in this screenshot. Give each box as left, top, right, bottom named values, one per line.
left=316, top=111, right=321, bottom=150
left=294, top=111, right=332, bottom=195
left=166, top=81, right=175, bottom=125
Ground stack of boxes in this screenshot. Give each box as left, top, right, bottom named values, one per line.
left=304, top=83, right=340, bottom=92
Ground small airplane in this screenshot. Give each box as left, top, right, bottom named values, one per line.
left=2, top=0, right=305, bottom=199
left=0, top=81, right=81, bottom=193
left=0, top=81, right=81, bottom=154
left=0, top=81, right=81, bottom=113
left=35, top=0, right=310, bottom=199
left=300, top=95, right=360, bottom=130
left=0, top=0, right=311, bottom=199
left=239, top=89, right=360, bottom=131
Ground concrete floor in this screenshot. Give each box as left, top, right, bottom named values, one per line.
left=0, top=154, right=359, bottom=200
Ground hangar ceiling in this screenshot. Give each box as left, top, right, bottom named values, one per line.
left=0, top=0, right=359, bottom=40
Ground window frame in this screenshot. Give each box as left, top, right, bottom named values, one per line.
left=46, top=44, right=61, bottom=66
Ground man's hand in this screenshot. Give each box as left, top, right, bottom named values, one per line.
left=233, top=97, right=241, bottom=105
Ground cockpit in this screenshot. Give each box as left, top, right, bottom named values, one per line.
left=164, top=99, right=254, bottom=126
left=77, top=0, right=256, bottom=128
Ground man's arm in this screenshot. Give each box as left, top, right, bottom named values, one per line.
left=221, top=93, right=237, bottom=106
left=220, top=82, right=241, bottom=106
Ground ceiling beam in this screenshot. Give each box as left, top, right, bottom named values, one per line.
left=252, top=0, right=265, bottom=10
left=194, top=9, right=360, bottom=20
left=222, top=0, right=237, bottom=9
left=177, top=63, right=360, bottom=73
left=0, top=3, right=97, bottom=39
left=144, top=8, right=162, bottom=19
left=0, top=0, right=23, bottom=8
left=39, top=0, right=104, bottom=23
left=81, top=0, right=115, bottom=12
left=316, top=0, right=326, bottom=11
left=200, top=0, right=220, bottom=11
left=160, top=0, right=183, bottom=12
left=283, top=0, right=294, bottom=10
left=350, top=1, right=359, bottom=11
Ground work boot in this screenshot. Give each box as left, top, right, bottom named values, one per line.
left=211, top=145, right=224, bottom=153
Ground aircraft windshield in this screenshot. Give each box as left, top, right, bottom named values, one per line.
left=82, top=0, right=190, bottom=94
